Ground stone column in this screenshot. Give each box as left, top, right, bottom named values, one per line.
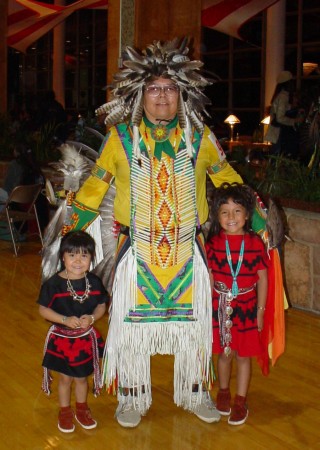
left=0, top=0, right=8, bottom=114
left=106, top=0, right=135, bottom=100
left=53, top=0, right=66, bottom=107
left=264, top=0, right=286, bottom=108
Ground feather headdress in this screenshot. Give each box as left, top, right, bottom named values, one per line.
left=96, top=37, right=215, bottom=158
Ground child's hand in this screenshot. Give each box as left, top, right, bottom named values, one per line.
left=80, top=314, right=94, bottom=329
left=257, top=310, right=264, bottom=332
left=64, top=315, right=82, bottom=329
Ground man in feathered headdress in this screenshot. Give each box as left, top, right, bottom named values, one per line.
left=64, top=37, right=250, bottom=427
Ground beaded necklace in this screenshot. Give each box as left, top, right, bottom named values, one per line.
left=66, top=270, right=91, bottom=303
left=225, top=235, right=245, bottom=297
left=221, top=234, right=245, bottom=356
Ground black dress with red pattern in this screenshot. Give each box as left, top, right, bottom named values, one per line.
left=205, top=231, right=269, bottom=357
left=38, top=272, right=108, bottom=378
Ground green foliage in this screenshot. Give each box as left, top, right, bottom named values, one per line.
left=29, top=121, right=60, bottom=162
left=254, top=155, right=320, bottom=202
left=0, top=115, right=61, bottom=163
left=228, top=150, right=320, bottom=204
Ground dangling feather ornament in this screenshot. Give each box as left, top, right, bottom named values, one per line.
left=266, top=198, right=285, bottom=248
left=42, top=144, right=92, bottom=282
left=42, top=143, right=118, bottom=292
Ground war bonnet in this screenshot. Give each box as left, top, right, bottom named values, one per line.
left=95, top=37, right=214, bottom=159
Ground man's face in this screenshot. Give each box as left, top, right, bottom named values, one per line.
left=143, top=78, right=179, bottom=124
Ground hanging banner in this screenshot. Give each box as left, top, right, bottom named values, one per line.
left=7, top=0, right=280, bottom=53
left=7, top=0, right=107, bottom=53
left=202, top=0, right=280, bottom=39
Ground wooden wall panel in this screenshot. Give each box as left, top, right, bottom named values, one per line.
left=106, top=0, right=202, bottom=96
left=134, top=0, right=201, bottom=58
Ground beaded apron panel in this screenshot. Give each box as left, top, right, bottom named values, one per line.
left=131, top=149, right=197, bottom=268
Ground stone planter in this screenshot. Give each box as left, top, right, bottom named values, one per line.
left=277, top=197, right=320, bottom=214
left=282, top=206, right=320, bottom=313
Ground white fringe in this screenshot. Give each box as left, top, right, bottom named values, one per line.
left=101, top=244, right=212, bottom=412
left=183, top=117, right=195, bottom=159
left=86, top=216, right=104, bottom=268
left=133, top=125, right=141, bottom=160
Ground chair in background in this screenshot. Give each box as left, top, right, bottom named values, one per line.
left=0, top=184, right=44, bottom=256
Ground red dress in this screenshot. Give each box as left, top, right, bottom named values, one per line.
left=205, top=231, right=269, bottom=357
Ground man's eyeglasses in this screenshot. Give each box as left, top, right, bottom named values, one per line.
left=145, top=84, right=179, bottom=97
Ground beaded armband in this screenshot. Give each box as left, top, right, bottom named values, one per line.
left=207, top=159, right=228, bottom=175
left=91, top=164, right=114, bottom=184
left=68, top=200, right=99, bottom=231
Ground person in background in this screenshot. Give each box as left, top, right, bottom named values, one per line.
left=0, top=142, right=49, bottom=230
left=265, top=71, right=304, bottom=158
left=37, top=90, right=68, bottom=142
left=0, top=143, right=37, bottom=203
left=38, top=231, right=107, bottom=433
left=205, top=183, right=269, bottom=426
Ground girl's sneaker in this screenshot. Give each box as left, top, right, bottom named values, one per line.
left=75, top=402, right=97, bottom=429
left=58, top=406, right=75, bottom=433
left=216, top=388, right=231, bottom=416
left=228, top=395, right=249, bottom=425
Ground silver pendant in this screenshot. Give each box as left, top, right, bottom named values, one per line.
left=226, top=290, right=234, bottom=301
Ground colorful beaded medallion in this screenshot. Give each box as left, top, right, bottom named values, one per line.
left=151, top=124, right=170, bottom=142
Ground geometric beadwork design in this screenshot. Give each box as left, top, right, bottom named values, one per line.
left=131, top=147, right=197, bottom=269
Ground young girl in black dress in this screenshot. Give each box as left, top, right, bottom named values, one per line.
left=38, top=231, right=107, bottom=433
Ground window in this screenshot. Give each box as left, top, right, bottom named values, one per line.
left=201, top=0, right=320, bottom=137
left=12, top=8, right=107, bottom=117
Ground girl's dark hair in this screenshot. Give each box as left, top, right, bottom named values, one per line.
left=59, top=231, right=96, bottom=268
left=207, top=182, right=256, bottom=238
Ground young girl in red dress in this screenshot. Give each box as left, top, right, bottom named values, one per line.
left=38, top=231, right=108, bottom=433
left=205, top=183, right=268, bottom=426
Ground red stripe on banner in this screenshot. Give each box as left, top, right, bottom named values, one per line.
left=8, top=15, right=57, bottom=46
left=201, top=0, right=280, bottom=38
left=14, top=0, right=62, bottom=14
left=8, top=9, right=36, bottom=26
left=16, top=0, right=61, bottom=10
left=7, top=0, right=108, bottom=52
left=201, top=0, right=252, bottom=27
